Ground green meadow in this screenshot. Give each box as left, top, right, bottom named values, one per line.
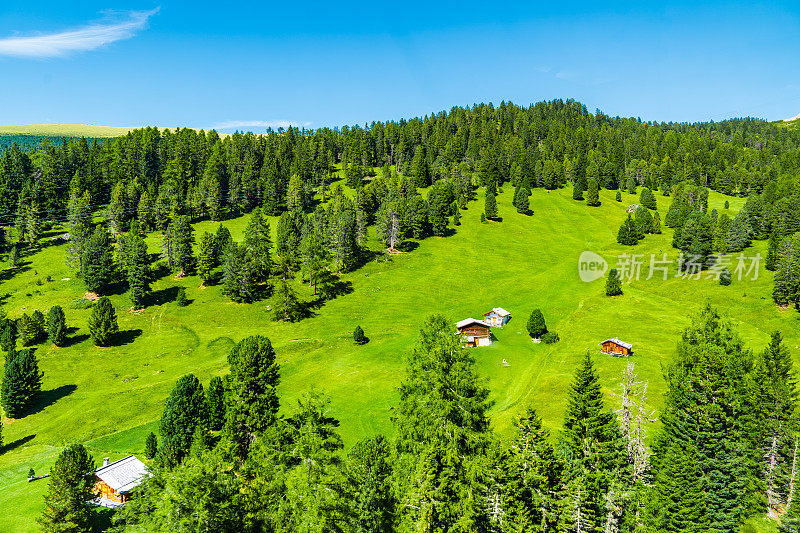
left=0, top=183, right=792, bottom=532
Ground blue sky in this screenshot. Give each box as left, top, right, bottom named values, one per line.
left=1, top=1, right=799, bottom=132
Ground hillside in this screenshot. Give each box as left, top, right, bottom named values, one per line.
left=0, top=180, right=788, bottom=531
left=0, top=124, right=139, bottom=138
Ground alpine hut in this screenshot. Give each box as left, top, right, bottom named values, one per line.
left=483, top=307, right=511, bottom=327
left=456, top=318, right=492, bottom=347
left=92, top=455, right=149, bottom=507
left=600, top=338, right=633, bottom=357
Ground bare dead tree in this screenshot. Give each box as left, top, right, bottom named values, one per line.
left=789, top=437, right=799, bottom=509
left=613, top=362, right=656, bottom=485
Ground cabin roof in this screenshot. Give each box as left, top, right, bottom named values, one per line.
left=484, top=307, right=511, bottom=317
left=456, top=318, right=490, bottom=329
left=94, top=456, right=149, bottom=494
left=600, top=338, right=633, bottom=350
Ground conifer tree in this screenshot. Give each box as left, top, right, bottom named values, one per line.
left=169, top=215, right=195, bottom=276
left=82, top=225, right=114, bottom=293
left=47, top=305, right=66, bottom=346
left=616, top=190, right=622, bottom=202
left=175, top=287, right=188, bottom=307
left=561, top=353, right=626, bottom=533
left=1, top=348, right=42, bottom=418
left=222, top=243, right=257, bottom=303
left=586, top=178, right=600, bottom=207
left=121, top=232, right=150, bottom=308
left=527, top=308, right=547, bottom=338
left=484, top=191, right=498, bottom=220
left=394, top=315, right=491, bottom=531
left=224, top=335, right=280, bottom=459
left=273, top=257, right=302, bottom=322
left=7, top=244, right=18, bottom=269
left=20, top=311, right=46, bottom=346
left=652, top=210, right=662, bottom=234
left=88, top=296, right=118, bottom=347
left=346, top=435, right=395, bottom=533
left=213, top=224, right=233, bottom=264
left=0, top=320, right=16, bottom=353
left=158, top=374, right=207, bottom=468
left=640, top=187, right=657, bottom=210
left=244, top=208, right=272, bottom=283
left=144, top=432, right=158, bottom=459
left=66, top=190, right=92, bottom=274
left=38, top=444, right=95, bottom=533
left=353, top=325, right=367, bottom=345
left=767, top=229, right=781, bottom=271
left=649, top=304, right=751, bottom=532
left=486, top=407, right=563, bottom=531
left=206, top=376, right=226, bottom=431
left=617, top=214, right=639, bottom=245
left=720, top=267, right=732, bottom=286
left=513, top=187, right=531, bottom=213
left=573, top=179, right=584, bottom=200
left=606, top=268, right=623, bottom=296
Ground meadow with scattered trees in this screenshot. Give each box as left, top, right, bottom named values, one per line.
left=0, top=100, right=800, bottom=531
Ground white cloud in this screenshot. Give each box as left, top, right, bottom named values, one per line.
left=0, top=8, right=159, bottom=58
left=213, top=120, right=313, bottom=131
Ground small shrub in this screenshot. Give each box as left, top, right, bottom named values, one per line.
left=541, top=331, right=560, bottom=344
left=175, top=287, right=188, bottom=307
left=615, top=190, right=622, bottom=202
left=724, top=200, right=730, bottom=209
left=27, top=468, right=35, bottom=479
left=353, top=325, right=367, bottom=345
left=719, top=267, right=732, bottom=286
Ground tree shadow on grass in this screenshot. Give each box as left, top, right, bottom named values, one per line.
left=63, top=333, right=90, bottom=348
left=148, top=286, right=180, bottom=307
left=92, top=506, right=115, bottom=532
left=397, top=241, right=419, bottom=252
left=116, top=328, right=143, bottom=346
left=26, top=384, right=77, bottom=416
left=1, top=434, right=35, bottom=454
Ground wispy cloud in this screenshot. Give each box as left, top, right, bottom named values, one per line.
left=213, top=120, right=313, bottom=131
left=0, top=8, right=159, bottom=58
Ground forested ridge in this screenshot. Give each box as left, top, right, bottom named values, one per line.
left=3, top=99, right=800, bottom=532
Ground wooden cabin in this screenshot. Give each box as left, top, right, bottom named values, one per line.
left=483, top=307, right=511, bottom=327
left=456, top=318, right=492, bottom=347
left=92, top=456, right=149, bottom=507
left=600, top=338, right=633, bottom=357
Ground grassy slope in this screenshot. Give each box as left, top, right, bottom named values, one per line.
left=0, top=124, right=139, bottom=138
left=0, top=185, right=791, bottom=532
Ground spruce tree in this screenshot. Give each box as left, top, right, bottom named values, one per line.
left=224, top=335, right=280, bottom=459
left=615, top=190, right=622, bottom=202
left=223, top=243, right=256, bottom=303
left=561, top=353, right=625, bottom=532
left=586, top=178, right=600, bottom=207
left=394, top=315, right=491, bottom=531
left=1, top=348, right=42, bottom=418
left=617, top=214, right=639, bottom=245
left=244, top=208, right=272, bottom=283
left=606, top=268, right=623, bottom=296
left=652, top=210, right=662, bottom=234
left=21, top=311, right=46, bottom=346
left=213, top=224, right=233, bottom=264
left=175, top=287, right=188, bottom=307
left=273, top=257, right=302, bottom=322
left=120, top=231, right=150, bottom=308
left=7, top=244, right=18, bottom=268
left=526, top=309, right=547, bottom=338
left=81, top=225, right=114, bottom=294
left=573, top=179, right=584, bottom=200
left=513, top=187, right=531, bottom=213
left=47, top=305, right=66, bottom=346
left=0, top=320, right=16, bottom=353
left=766, top=229, right=781, bottom=271
left=158, top=374, right=207, bottom=467
left=720, top=267, right=732, bottom=286
left=170, top=215, right=195, bottom=276
left=144, top=432, right=158, bottom=459
left=38, top=444, right=95, bottom=533
left=353, top=325, right=367, bottom=345
left=88, top=296, right=118, bottom=347
left=485, top=191, right=498, bottom=220
left=649, top=304, right=751, bottom=532
left=346, top=435, right=395, bottom=533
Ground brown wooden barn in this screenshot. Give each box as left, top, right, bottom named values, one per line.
left=456, top=318, right=492, bottom=347
left=92, top=456, right=149, bottom=507
left=600, top=338, right=633, bottom=356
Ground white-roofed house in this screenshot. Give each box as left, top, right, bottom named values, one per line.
left=92, top=455, right=150, bottom=507
left=483, top=307, right=511, bottom=327
left=456, top=318, right=492, bottom=347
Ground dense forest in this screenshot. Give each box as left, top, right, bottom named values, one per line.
left=3, top=99, right=800, bottom=532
